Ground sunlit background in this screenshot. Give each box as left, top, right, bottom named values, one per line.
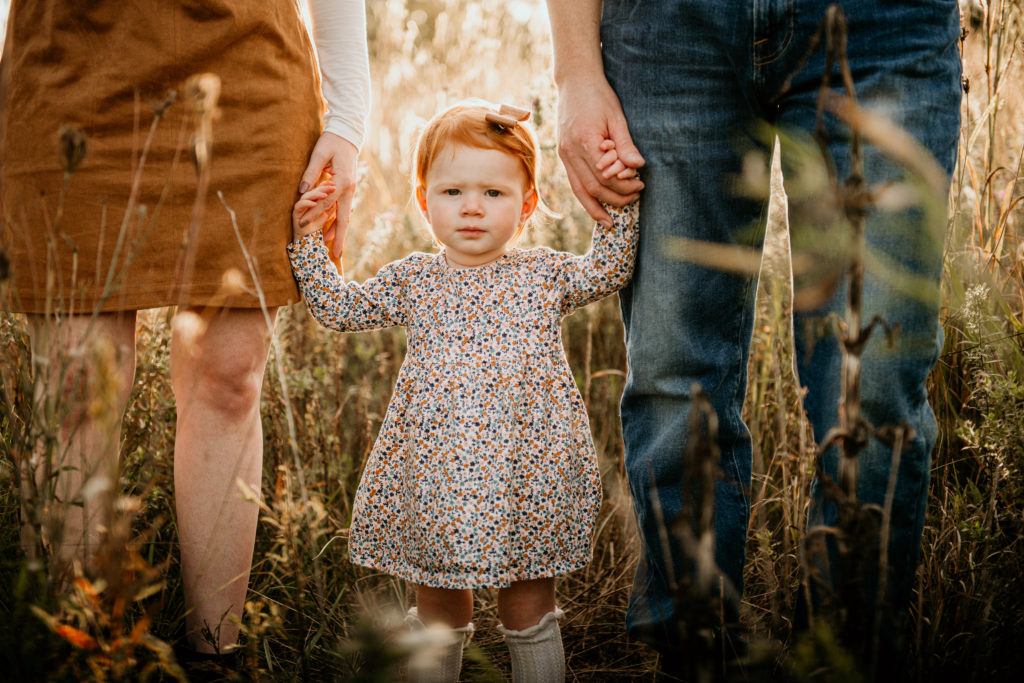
left=0, top=1, right=544, bottom=53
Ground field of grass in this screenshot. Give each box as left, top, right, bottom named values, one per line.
left=1, top=1, right=1022, bottom=680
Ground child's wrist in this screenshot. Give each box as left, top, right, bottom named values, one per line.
left=292, top=224, right=321, bottom=241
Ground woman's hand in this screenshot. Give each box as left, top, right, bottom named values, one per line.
left=298, top=132, right=358, bottom=257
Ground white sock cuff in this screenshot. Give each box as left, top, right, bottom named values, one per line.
left=499, top=609, right=566, bottom=683
left=407, top=606, right=425, bottom=629
left=498, top=607, right=564, bottom=641
left=406, top=607, right=475, bottom=639
left=404, top=607, right=475, bottom=683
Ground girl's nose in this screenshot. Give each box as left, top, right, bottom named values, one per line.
left=461, top=196, right=483, bottom=215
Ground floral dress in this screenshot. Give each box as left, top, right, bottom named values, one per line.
left=287, top=202, right=638, bottom=588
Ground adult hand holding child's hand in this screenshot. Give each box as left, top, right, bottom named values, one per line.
left=554, top=79, right=645, bottom=227
left=299, top=131, right=358, bottom=258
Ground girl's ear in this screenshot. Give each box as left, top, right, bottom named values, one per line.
left=415, top=185, right=429, bottom=220
left=520, top=189, right=539, bottom=226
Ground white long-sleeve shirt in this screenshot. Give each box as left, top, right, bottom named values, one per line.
left=309, top=0, right=370, bottom=149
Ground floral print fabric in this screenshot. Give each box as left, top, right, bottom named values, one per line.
left=287, top=202, right=638, bottom=588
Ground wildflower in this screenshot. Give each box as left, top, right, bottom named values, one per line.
left=56, top=624, right=99, bottom=651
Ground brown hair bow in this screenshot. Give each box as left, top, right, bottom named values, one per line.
left=485, top=103, right=531, bottom=129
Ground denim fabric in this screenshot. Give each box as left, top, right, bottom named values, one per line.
left=601, top=0, right=962, bottom=653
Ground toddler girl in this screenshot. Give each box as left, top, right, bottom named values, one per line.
left=288, top=102, right=638, bottom=682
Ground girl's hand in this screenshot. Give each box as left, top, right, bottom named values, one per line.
left=595, top=139, right=641, bottom=181
left=292, top=181, right=338, bottom=241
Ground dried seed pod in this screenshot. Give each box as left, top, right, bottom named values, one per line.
left=967, top=0, right=986, bottom=31
left=185, top=72, right=221, bottom=117
left=185, top=73, right=222, bottom=173
left=58, top=125, right=87, bottom=175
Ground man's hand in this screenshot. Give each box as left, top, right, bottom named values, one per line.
left=298, top=132, right=358, bottom=258
left=546, top=0, right=645, bottom=227
left=556, top=80, right=645, bottom=227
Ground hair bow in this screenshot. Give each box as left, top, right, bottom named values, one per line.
left=485, top=104, right=531, bottom=129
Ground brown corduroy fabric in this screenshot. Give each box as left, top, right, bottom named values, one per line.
left=0, top=0, right=324, bottom=313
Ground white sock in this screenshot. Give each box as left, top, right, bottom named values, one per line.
left=498, top=608, right=566, bottom=683
left=404, top=606, right=474, bottom=683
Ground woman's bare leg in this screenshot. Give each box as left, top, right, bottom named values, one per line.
left=170, top=306, right=276, bottom=653
left=24, top=313, right=137, bottom=566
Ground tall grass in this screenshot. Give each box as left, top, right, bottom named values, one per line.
left=1, top=1, right=1022, bottom=680
left=913, top=2, right=1024, bottom=679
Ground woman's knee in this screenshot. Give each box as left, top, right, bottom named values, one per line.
left=170, top=309, right=275, bottom=418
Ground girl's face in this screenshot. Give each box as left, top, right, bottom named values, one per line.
left=416, top=144, right=537, bottom=269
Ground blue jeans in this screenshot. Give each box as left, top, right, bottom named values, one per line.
left=602, top=0, right=962, bottom=654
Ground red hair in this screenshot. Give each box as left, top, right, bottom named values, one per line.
left=413, top=101, right=549, bottom=236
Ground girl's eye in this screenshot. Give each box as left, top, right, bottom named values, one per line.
left=444, top=188, right=460, bottom=196
left=485, top=189, right=501, bottom=197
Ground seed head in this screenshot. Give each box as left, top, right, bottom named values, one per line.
left=172, top=310, right=208, bottom=358
left=968, top=0, right=986, bottom=31
left=186, top=73, right=221, bottom=173
left=58, top=125, right=87, bottom=175
left=220, top=267, right=247, bottom=296
left=185, top=73, right=221, bottom=117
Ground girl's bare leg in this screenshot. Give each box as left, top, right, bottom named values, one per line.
left=498, top=578, right=563, bottom=683
left=416, top=585, right=474, bottom=628
left=497, top=577, right=556, bottom=630
left=24, top=313, right=137, bottom=565
left=170, top=306, right=276, bottom=653
left=410, top=585, right=475, bottom=682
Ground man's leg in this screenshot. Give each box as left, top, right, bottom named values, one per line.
left=601, top=0, right=765, bottom=655
left=170, top=306, right=276, bottom=652
left=769, top=0, right=962, bottom=661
